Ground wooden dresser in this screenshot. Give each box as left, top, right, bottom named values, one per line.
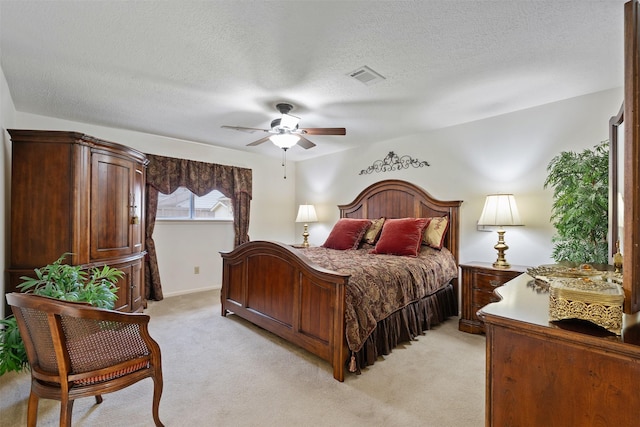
left=478, top=273, right=640, bottom=426
left=6, top=130, right=148, bottom=313
left=458, top=262, right=528, bottom=334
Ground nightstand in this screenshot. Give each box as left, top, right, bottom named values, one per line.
left=458, top=262, right=529, bottom=334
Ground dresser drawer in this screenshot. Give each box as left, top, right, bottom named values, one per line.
left=475, top=272, right=515, bottom=291
left=474, top=288, right=501, bottom=310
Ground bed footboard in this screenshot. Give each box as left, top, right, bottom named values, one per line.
left=220, top=241, right=350, bottom=381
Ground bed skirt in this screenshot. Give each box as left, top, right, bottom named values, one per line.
left=349, top=282, right=457, bottom=373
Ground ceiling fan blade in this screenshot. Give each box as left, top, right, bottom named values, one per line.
left=246, top=136, right=272, bottom=147
left=300, top=128, right=346, bottom=136
left=297, top=135, right=316, bottom=149
left=222, top=125, right=270, bottom=134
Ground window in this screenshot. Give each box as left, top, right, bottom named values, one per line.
left=157, top=187, right=233, bottom=220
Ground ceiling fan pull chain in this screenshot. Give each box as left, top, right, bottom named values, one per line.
left=282, top=148, right=287, bottom=179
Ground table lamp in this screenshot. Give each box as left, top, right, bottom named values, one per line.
left=477, top=194, right=523, bottom=269
left=296, top=204, right=318, bottom=247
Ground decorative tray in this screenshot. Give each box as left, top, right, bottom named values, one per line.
left=526, top=264, right=622, bottom=292
left=548, top=277, right=624, bottom=335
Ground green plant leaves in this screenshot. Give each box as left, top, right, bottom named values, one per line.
left=17, top=254, right=123, bottom=309
left=0, top=316, right=28, bottom=374
left=544, top=141, right=609, bottom=264
left=1, top=254, right=124, bottom=375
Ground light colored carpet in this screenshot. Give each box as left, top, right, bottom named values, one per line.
left=0, top=290, right=486, bottom=426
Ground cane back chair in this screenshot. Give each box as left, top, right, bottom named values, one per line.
left=6, top=292, right=164, bottom=427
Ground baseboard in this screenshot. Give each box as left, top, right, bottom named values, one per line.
left=162, top=286, right=221, bottom=298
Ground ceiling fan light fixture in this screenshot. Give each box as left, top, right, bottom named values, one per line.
left=223, top=102, right=344, bottom=151
left=280, top=113, right=300, bottom=130
left=270, top=133, right=299, bottom=149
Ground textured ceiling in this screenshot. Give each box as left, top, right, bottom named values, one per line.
left=0, top=0, right=627, bottom=161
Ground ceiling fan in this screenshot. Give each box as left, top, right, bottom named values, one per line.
left=221, top=103, right=346, bottom=150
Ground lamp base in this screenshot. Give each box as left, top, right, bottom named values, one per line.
left=301, top=224, right=310, bottom=248
left=492, top=259, right=511, bottom=269
left=492, top=229, right=511, bottom=269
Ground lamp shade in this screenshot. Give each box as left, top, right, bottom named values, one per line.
left=477, top=194, right=522, bottom=226
left=296, top=204, right=318, bottom=223
left=270, top=133, right=300, bottom=149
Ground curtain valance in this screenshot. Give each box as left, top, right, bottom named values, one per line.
left=146, top=154, right=252, bottom=199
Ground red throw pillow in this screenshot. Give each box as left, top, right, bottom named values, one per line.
left=322, top=218, right=372, bottom=250
left=371, top=218, right=431, bottom=257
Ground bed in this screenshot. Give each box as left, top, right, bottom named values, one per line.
left=220, top=179, right=462, bottom=381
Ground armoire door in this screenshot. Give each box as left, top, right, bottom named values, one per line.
left=130, top=258, right=144, bottom=312
left=90, top=152, right=135, bottom=260
left=131, top=163, right=145, bottom=254
left=111, top=262, right=133, bottom=312
left=108, top=257, right=145, bottom=312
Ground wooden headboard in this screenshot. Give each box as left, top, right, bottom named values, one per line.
left=338, top=180, right=462, bottom=262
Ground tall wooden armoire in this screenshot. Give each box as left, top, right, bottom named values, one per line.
left=6, top=130, right=148, bottom=313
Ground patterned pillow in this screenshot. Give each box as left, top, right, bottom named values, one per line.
left=371, top=218, right=431, bottom=257
left=322, top=218, right=372, bottom=250
left=362, top=217, right=385, bottom=245
left=423, top=216, right=449, bottom=249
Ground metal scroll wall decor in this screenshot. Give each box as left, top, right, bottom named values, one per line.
left=359, top=151, right=430, bottom=175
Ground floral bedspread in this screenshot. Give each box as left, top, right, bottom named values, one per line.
left=299, top=246, right=458, bottom=352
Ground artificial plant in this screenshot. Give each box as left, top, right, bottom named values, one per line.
left=0, top=254, right=123, bottom=375
left=544, top=141, right=609, bottom=264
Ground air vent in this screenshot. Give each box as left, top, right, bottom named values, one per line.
left=347, top=65, right=386, bottom=86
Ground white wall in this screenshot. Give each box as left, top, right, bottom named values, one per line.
left=153, top=220, right=235, bottom=296
left=295, top=88, right=624, bottom=269
left=10, top=112, right=298, bottom=297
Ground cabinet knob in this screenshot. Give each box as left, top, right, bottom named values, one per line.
left=490, top=280, right=502, bottom=287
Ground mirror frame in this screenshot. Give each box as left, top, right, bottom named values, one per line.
left=623, top=0, right=640, bottom=314
left=609, top=103, right=623, bottom=260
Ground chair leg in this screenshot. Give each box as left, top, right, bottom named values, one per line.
left=95, top=395, right=103, bottom=404
left=152, top=376, right=164, bottom=427
left=59, top=397, right=74, bottom=427
left=26, top=391, right=39, bottom=427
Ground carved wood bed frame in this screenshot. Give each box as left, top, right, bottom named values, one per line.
left=220, top=179, right=462, bottom=381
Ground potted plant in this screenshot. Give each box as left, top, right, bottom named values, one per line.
left=544, top=141, right=609, bottom=264
left=0, top=254, right=123, bottom=375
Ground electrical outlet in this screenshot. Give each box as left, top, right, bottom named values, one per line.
left=194, top=266, right=200, bottom=274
